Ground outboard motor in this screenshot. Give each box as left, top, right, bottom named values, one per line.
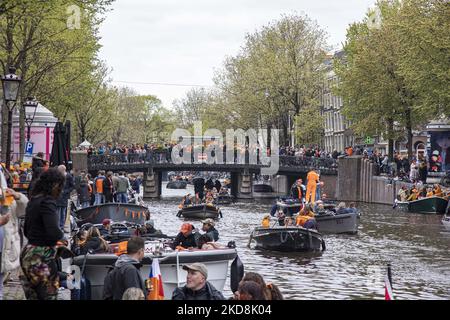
left=230, top=255, right=244, bottom=293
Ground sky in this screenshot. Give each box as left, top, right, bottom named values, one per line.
left=98, top=0, right=377, bottom=109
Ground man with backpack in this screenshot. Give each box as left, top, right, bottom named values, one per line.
left=103, top=237, right=146, bottom=300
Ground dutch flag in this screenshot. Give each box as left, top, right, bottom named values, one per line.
left=147, top=258, right=165, bottom=300
left=384, top=264, right=394, bottom=300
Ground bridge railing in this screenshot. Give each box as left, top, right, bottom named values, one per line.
left=278, top=156, right=338, bottom=171
left=87, top=151, right=338, bottom=172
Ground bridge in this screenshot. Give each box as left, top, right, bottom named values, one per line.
left=79, top=152, right=338, bottom=200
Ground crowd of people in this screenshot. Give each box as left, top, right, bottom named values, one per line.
left=395, top=184, right=448, bottom=203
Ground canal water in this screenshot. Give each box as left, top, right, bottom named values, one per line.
left=147, top=182, right=450, bottom=300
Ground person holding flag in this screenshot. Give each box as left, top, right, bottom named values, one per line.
left=146, top=258, right=165, bottom=300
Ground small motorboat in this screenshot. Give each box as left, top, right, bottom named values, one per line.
left=407, top=196, right=448, bottom=214
left=400, top=196, right=448, bottom=214
left=315, top=211, right=359, bottom=234
left=71, top=242, right=238, bottom=300
left=249, top=226, right=324, bottom=252
left=177, top=204, right=222, bottom=219
left=166, top=180, right=188, bottom=189
left=73, top=203, right=150, bottom=226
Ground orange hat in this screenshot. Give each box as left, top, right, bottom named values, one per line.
left=180, top=223, right=193, bottom=234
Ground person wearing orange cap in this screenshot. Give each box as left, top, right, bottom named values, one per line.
left=305, top=170, right=320, bottom=204
left=170, top=223, right=197, bottom=250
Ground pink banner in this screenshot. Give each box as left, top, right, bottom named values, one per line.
left=13, top=125, right=54, bottom=161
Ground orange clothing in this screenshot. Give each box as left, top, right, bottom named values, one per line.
left=95, top=178, right=104, bottom=194
left=296, top=215, right=314, bottom=227
left=305, top=170, right=319, bottom=204
left=262, top=218, right=270, bottom=228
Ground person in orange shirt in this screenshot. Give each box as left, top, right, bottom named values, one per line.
left=261, top=215, right=270, bottom=228
left=347, top=146, right=353, bottom=156
left=305, top=170, right=319, bottom=204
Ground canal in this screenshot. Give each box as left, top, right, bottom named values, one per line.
left=147, top=182, right=450, bottom=300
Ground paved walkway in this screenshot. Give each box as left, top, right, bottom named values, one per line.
left=2, top=270, right=71, bottom=300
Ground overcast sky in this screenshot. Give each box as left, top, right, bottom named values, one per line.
left=98, top=0, right=377, bottom=108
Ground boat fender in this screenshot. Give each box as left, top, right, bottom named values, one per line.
left=176, top=210, right=182, bottom=217
left=230, top=255, right=244, bottom=293
left=321, top=239, right=326, bottom=251
left=219, top=210, right=223, bottom=218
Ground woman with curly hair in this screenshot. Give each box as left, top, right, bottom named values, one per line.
left=20, top=168, right=65, bottom=300
left=239, top=272, right=283, bottom=300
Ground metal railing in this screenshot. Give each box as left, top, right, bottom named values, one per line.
left=87, top=151, right=338, bottom=172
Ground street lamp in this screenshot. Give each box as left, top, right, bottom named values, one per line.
left=23, top=97, right=39, bottom=142
left=1, top=66, right=22, bottom=170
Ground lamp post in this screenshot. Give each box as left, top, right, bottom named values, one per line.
left=23, top=96, right=38, bottom=142
left=1, top=66, right=22, bottom=170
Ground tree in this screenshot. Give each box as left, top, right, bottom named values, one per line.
left=334, top=0, right=439, bottom=160
left=0, top=0, right=113, bottom=160
left=213, top=13, right=328, bottom=145
left=393, top=0, right=450, bottom=118
left=294, top=105, right=324, bottom=146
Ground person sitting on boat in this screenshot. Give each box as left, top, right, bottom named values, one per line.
left=299, top=204, right=315, bottom=217
left=276, top=210, right=286, bottom=226
left=348, top=202, right=358, bottom=213
left=172, top=263, right=225, bottom=300
left=196, top=234, right=223, bottom=250
left=103, top=236, right=146, bottom=300
left=284, top=217, right=294, bottom=227
left=170, top=223, right=198, bottom=250
left=426, top=187, right=434, bottom=198
left=417, top=186, right=427, bottom=199
left=139, top=220, right=163, bottom=236
left=313, top=201, right=326, bottom=215
left=295, top=211, right=317, bottom=230
left=100, top=218, right=112, bottom=237
left=407, top=187, right=419, bottom=201
left=183, top=194, right=192, bottom=206
left=397, top=186, right=408, bottom=202
left=335, top=202, right=349, bottom=215
left=290, top=179, right=306, bottom=203
left=201, top=218, right=219, bottom=241
left=261, top=215, right=271, bottom=228
left=80, top=226, right=110, bottom=254
left=205, top=192, right=215, bottom=205
left=433, top=184, right=443, bottom=197
left=71, top=229, right=88, bottom=256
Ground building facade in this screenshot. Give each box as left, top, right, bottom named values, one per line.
left=321, top=51, right=355, bottom=153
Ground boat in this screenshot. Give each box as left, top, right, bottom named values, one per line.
left=406, top=196, right=448, bottom=214
left=253, top=184, right=274, bottom=193
left=71, top=244, right=238, bottom=300
left=442, top=214, right=450, bottom=230
left=315, top=211, right=359, bottom=234
left=216, top=193, right=233, bottom=205
left=276, top=198, right=303, bottom=216
left=394, top=200, right=409, bottom=211
left=166, top=180, right=188, bottom=189
left=73, top=203, right=150, bottom=226
left=177, top=204, right=222, bottom=219
left=249, top=226, right=324, bottom=252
